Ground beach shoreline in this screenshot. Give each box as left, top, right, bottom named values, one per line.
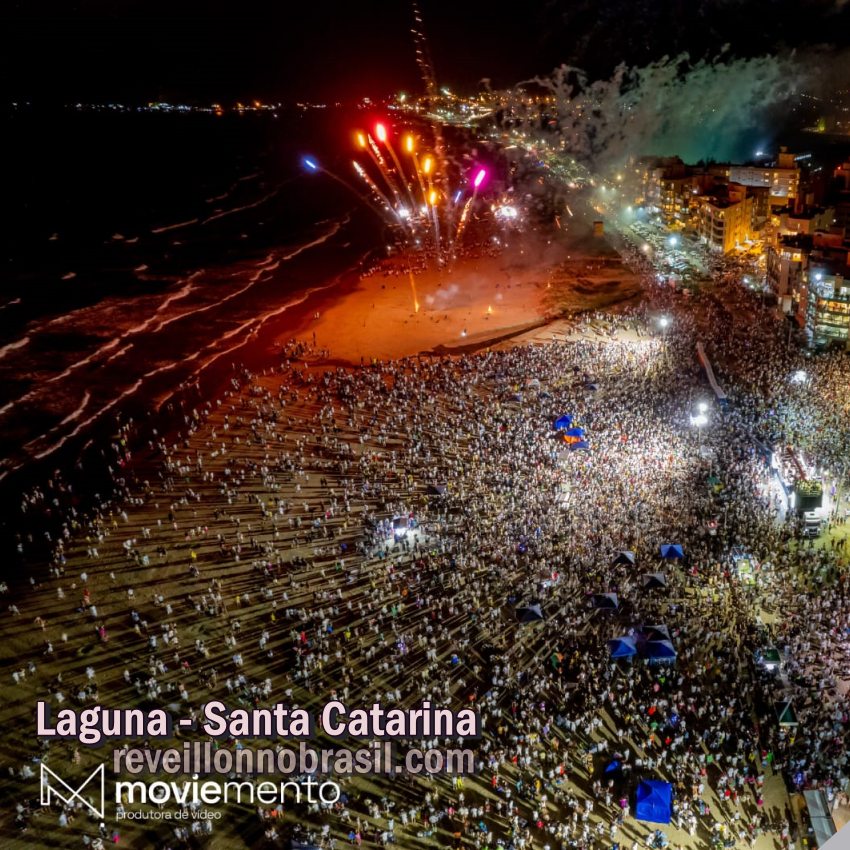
left=0, top=224, right=643, bottom=535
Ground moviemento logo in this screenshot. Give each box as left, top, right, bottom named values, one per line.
left=40, top=763, right=105, bottom=819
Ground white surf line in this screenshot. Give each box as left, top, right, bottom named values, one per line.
left=41, top=270, right=204, bottom=385
left=150, top=218, right=346, bottom=334
left=202, top=185, right=282, bottom=224
left=104, top=343, right=134, bottom=364
left=10, top=219, right=354, bottom=464
left=0, top=335, right=31, bottom=361
left=32, top=380, right=145, bottom=460
left=0, top=271, right=206, bottom=418
left=23, top=391, right=92, bottom=451
left=150, top=218, right=199, bottom=234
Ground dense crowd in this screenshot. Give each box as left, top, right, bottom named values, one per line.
left=2, top=272, right=848, bottom=850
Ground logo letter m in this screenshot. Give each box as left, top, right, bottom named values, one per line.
left=40, top=763, right=105, bottom=819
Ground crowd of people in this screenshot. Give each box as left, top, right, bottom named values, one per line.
left=1, top=260, right=848, bottom=850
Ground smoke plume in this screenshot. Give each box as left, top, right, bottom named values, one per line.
left=522, top=52, right=814, bottom=166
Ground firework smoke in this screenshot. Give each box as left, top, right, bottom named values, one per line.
left=515, top=52, right=813, bottom=167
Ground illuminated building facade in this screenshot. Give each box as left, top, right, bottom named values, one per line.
left=808, top=269, right=850, bottom=349
left=697, top=186, right=754, bottom=253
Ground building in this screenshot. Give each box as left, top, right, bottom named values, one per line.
left=728, top=148, right=800, bottom=211
left=778, top=206, right=835, bottom=237
left=808, top=269, right=850, bottom=349
left=697, top=184, right=754, bottom=253
left=770, top=225, right=850, bottom=347
left=767, top=235, right=809, bottom=312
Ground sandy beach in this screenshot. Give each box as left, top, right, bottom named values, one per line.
left=3, top=221, right=847, bottom=850
left=288, top=228, right=643, bottom=363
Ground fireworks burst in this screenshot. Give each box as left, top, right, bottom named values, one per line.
left=347, top=121, right=489, bottom=267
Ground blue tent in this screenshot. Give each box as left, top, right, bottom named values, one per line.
left=593, top=593, right=619, bottom=610
left=640, top=624, right=671, bottom=642
left=569, top=441, right=590, bottom=451
left=608, top=636, right=638, bottom=658
left=635, top=780, right=672, bottom=824
left=641, top=639, right=677, bottom=663
left=565, top=427, right=585, bottom=438
left=612, top=550, right=636, bottom=566
left=515, top=603, right=544, bottom=623
left=604, top=759, right=622, bottom=774
left=553, top=415, right=573, bottom=430
left=659, top=543, right=684, bottom=559
left=641, top=573, right=667, bottom=590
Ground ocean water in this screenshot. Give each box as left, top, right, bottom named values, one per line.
left=0, top=108, right=384, bottom=486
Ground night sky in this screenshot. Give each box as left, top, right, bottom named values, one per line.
left=3, top=0, right=850, bottom=104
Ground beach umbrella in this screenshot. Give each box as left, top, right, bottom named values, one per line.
left=612, top=551, right=636, bottom=566
left=553, top=415, right=573, bottom=430
left=659, top=543, right=684, bottom=559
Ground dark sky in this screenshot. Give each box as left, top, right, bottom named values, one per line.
left=3, top=0, right=850, bottom=104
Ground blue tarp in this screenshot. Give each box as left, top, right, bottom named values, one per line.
left=608, top=636, right=638, bottom=658
left=553, top=415, right=573, bottom=430
left=604, top=759, right=622, bottom=774
left=635, top=780, right=672, bottom=824
left=569, top=441, right=590, bottom=451
left=642, top=639, right=677, bottom=662
left=564, top=427, right=585, bottom=438
left=659, top=544, right=684, bottom=559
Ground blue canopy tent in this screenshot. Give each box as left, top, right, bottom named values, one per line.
left=593, top=593, right=619, bottom=610
left=515, top=603, right=544, bottom=623
left=641, top=640, right=677, bottom=663
left=608, top=636, right=638, bottom=658
left=635, top=780, right=672, bottom=824
left=553, top=415, right=573, bottom=430
left=640, top=624, right=672, bottom=642
left=659, top=544, right=684, bottom=559
left=612, top=550, right=636, bottom=566
left=569, top=441, right=590, bottom=451
left=641, top=573, right=667, bottom=590
left=564, top=427, right=585, bottom=438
